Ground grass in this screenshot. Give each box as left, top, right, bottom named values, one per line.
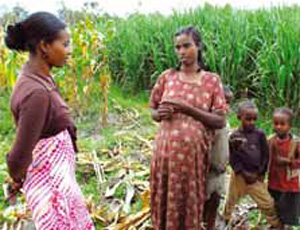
left=107, top=5, right=300, bottom=113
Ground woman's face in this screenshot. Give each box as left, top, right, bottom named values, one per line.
left=43, top=29, right=71, bottom=68
left=174, top=33, right=199, bottom=66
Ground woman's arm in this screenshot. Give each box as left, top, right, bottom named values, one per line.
left=184, top=104, right=225, bottom=129
left=7, top=89, right=49, bottom=182
left=161, top=100, right=225, bottom=129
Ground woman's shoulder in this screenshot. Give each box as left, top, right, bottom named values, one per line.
left=202, top=71, right=221, bottom=82
left=160, top=68, right=177, bottom=77
left=15, top=75, right=49, bottom=93
left=155, top=68, right=177, bottom=83
left=11, top=75, right=50, bottom=106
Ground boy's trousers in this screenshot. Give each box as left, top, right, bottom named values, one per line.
left=223, top=171, right=280, bottom=227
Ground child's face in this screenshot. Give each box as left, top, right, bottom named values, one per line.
left=225, top=91, right=233, bottom=104
left=273, top=112, right=291, bottom=138
left=239, top=108, right=258, bottom=131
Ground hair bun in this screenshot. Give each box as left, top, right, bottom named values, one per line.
left=5, top=22, right=27, bottom=51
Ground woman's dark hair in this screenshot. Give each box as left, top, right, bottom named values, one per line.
left=175, top=26, right=209, bottom=71
left=5, top=12, right=66, bottom=53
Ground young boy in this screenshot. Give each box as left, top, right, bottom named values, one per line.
left=223, top=101, right=281, bottom=229
left=268, top=108, right=300, bottom=227
left=203, top=86, right=233, bottom=230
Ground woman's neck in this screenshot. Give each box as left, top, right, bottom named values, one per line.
left=180, top=62, right=200, bottom=75
left=27, top=54, right=51, bottom=77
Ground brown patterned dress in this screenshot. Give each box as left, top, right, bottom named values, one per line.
left=150, top=69, right=226, bottom=230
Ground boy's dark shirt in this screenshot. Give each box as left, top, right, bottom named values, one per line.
left=229, top=127, right=269, bottom=175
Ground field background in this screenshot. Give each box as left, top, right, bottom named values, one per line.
left=1, top=3, right=300, bottom=229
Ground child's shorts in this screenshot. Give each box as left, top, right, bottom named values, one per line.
left=271, top=190, right=300, bottom=225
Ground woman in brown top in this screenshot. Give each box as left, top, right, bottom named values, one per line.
left=5, top=12, right=94, bottom=230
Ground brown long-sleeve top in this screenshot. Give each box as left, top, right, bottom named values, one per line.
left=6, top=64, right=77, bottom=182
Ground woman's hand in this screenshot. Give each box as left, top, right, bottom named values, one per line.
left=151, top=103, right=175, bottom=122
left=157, top=103, right=175, bottom=120
left=160, top=99, right=191, bottom=114
left=10, top=181, right=23, bottom=194
left=5, top=176, right=23, bottom=197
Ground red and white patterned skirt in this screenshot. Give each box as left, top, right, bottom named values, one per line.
left=23, top=130, right=94, bottom=230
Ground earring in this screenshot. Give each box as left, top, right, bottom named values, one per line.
left=42, top=51, right=49, bottom=60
